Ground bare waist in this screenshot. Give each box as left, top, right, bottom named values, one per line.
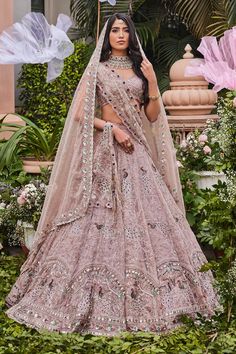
left=101, top=117, right=124, bottom=125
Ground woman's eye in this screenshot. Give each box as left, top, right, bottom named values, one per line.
left=111, top=29, right=129, bottom=33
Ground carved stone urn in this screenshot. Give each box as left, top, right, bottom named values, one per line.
left=162, top=44, right=218, bottom=116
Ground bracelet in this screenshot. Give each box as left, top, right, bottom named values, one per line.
left=103, top=121, right=115, bottom=134
left=148, top=94, right=161, bottom=101
left=104, top=122, right=113, bottom=128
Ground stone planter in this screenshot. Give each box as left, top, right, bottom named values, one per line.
left=17, top=220, right=36, bottom=252
left=22, top=158, right=54, bottom=174
left=196, top=171, right=226, bottom=190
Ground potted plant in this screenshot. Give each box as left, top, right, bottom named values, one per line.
left=0, top=114, right=63, bottom=173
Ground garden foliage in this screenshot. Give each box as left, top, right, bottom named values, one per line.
left=17, top=41, right=91, bottom=134
left=177, top=91, right=236, bottom=330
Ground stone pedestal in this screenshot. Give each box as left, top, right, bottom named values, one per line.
left=162, top=45, right=218, bottom=141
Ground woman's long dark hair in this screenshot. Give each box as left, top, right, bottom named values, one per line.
left=100, top=13, right=149, bottom=106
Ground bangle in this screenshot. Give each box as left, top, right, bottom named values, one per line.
left=148, top=94, right=161, bottom=101
left=104, top=122, right=113, bottom=129
left=103, top=121, right=116, bottom=135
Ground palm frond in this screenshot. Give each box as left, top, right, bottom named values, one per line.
left=225, top=0, right=236, bottom=27
left=100, top=0, right=146, bottom=19
left=206, top=0, right=236, bottom=37
left=71, top=0, right=151, bottom=39
left=133, top=0, right=166, bottom=48
left=70, top=0, right=98, bottom=38
left=175, top=0, right=236, bottom=38
left=207, top=17, right=229, bottom=37
left=175, top=0, right=218, bottom=38
left=156, top=70, right=170, bottom=94
left=134, top=15, right=162, bottom=47
left=100, top=0, right=130, bottom=18
left=155, top=35, right=199, bottom=68
left=206, top=1, right=229, bottom=37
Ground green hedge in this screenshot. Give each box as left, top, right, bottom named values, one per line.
left=17, top=42, right=92, bottom=134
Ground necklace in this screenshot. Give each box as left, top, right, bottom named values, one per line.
left=107, top=55, right=133, bottom=69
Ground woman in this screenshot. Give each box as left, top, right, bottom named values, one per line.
left=5, top=13, right=220, bottom=336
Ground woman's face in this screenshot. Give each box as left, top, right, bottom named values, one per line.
left=109, top=18, right=129, bottom=54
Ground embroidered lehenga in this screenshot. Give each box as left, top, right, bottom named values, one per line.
left=5, top=22, right=220, bottom=336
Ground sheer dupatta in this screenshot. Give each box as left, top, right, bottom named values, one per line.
left=25, top=22, right=108, bottom=257
left=28, top=19, right=185, bottom=259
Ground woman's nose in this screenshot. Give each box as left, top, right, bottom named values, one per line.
left=118, top=31, right=124, bottom=37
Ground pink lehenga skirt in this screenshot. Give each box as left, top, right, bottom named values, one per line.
left=6, top=124, right=220, bottom=336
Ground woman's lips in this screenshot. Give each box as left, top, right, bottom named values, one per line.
left=117, top=41, right=125, bottom=44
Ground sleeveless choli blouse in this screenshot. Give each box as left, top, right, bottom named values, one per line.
left=96, top=62, right=145, bottom=107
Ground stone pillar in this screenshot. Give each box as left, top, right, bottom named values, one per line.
left=0, top=0, right=25, bottom=140
left=13, top=0, right=31, bottom=107
left=0, top=0, right=14, bottom=114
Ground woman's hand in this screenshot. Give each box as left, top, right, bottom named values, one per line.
left=113, top=126, right=134, bottom=154
left=140, top=58, right=157, bottom=83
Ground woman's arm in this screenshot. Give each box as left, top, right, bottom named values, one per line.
left=140, top=58, right=161, bottom=123
left=94, top=117, right=114, bottom=131
left=94, top=117, right=134, bottom=154
left=144, top=79, right=161, bottom=122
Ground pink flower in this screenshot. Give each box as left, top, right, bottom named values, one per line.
left=203, top=145, right=212, bottom=154
left=233, top=97, right=236, bottom=108
left=17, top=195, right=26, bottom=205
left=180, top=140, right=187, bottom=148
left=176, top=160, right=183, bottom=168
left=198, top=134, right=208, bottom=144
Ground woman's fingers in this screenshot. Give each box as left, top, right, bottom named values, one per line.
left=122, top=142, right=130, bottom=152
left=116, top=132, right=134, bottom=154
left=123, top=139, right=134, bottom=154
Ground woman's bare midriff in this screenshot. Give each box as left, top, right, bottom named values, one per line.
left=101, top=104, right=123, bottom=124
left=101, top=99, right=141, bottom=125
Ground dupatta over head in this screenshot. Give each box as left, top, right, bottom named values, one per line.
left=30, top=19, right=185, bottom=253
